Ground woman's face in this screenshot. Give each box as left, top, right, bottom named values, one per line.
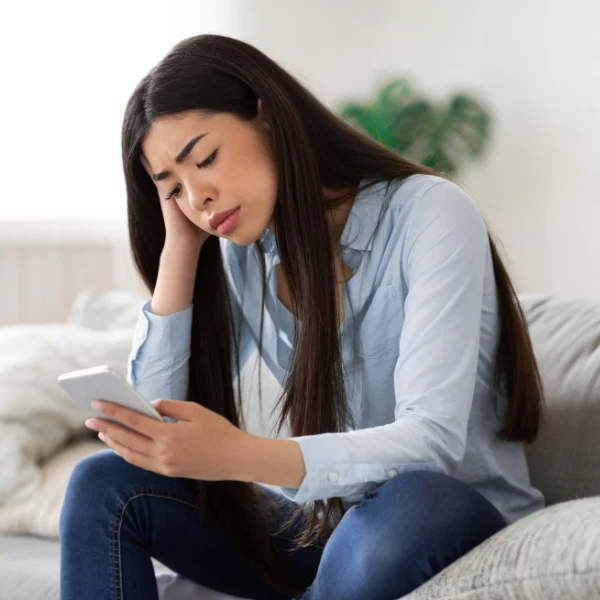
left=140, top=101, right=277, bottom=245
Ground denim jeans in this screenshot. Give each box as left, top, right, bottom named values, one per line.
left=60, top=449, right=507, bottom=600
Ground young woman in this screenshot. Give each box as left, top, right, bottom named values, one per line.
left=60, top=34, right=546, bottom=600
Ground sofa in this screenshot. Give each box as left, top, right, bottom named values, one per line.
left=0, top=292, right=599, bottom=599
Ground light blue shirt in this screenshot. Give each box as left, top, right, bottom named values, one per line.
left=127, top=174, right=545, bottom=525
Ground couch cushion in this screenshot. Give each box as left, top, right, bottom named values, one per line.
left=0, top=321, right=137, bottom=505
left=66, top=289, right=148, bottom=330
left=404, top=496, right=600, bottom=600
left=518, top=294, right=600, bottom=505
left=0, top=439, right=105, bottom=537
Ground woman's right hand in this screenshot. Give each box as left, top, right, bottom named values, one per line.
left=160, top=197, right=211, bottom=252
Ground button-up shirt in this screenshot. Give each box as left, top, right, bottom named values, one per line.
left=127, top=174, right=545, bottom=525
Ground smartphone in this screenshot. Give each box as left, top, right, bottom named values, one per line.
left=57, top=364, right=165, bottom=426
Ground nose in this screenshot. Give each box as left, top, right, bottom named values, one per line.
left=187, top=186, right=210, bottom=212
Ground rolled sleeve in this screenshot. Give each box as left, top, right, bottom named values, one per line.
left=127, top=244, right=257, bottom=422
left=279, top=432, right=422, bottom=503
left=127, top=300, right=193, bottom=407
left=279, top=181, right=488, bottom=504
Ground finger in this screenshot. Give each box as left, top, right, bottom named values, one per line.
left=93, top=400, right=165, bottom=438
left=100, top=434, right=160, bottom=473
left=150, top=398, right=197, bottom=421
left=95, top=419, right=155, bottom=455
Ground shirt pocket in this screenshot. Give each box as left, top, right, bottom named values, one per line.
left=355, top=285, right=403, bottom=359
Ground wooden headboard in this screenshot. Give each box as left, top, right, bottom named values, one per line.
left=0, top=222, right=148, bottom=326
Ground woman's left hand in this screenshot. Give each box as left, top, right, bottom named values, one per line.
left=85, top=398, right=249, bottom=481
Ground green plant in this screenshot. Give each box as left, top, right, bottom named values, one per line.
left=337, top=78, right=492, bottom=176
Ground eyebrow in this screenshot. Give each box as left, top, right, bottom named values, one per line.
left=151, top=133, right=208, bottom=181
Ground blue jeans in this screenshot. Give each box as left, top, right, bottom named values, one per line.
left=60, top=449, right=507, bottom=600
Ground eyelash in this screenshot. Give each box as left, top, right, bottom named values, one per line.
left=164, top=148, right=219, bottom=201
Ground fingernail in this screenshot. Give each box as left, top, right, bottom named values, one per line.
left=85, top=419, right=99, bottom=431
left=91, top=400, right=103, bottom=410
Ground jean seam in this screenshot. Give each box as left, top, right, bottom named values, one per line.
left=111, top=485, right=202, bottom=600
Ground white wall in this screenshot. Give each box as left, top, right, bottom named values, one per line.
left=0, top=1, right=238, bottom=224
left=1, top=1, right=598, bottom=298
left=232, top=0, right=600, bottom=298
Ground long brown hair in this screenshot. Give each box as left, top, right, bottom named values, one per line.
left=121, top=33, right=544, bottom=597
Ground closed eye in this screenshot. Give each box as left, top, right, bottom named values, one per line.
left=197, top=148, right=219, bottom=169
left=165, top=185, right=181, bottom=201
left=164, top=148, right=219, bottom=201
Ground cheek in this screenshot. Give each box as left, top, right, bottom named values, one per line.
left=176, top=199, right=207, bottom=229
left=176, top=198, right=192, bottom=218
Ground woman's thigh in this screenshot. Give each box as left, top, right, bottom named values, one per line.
left=60, top=449, right=322, bottom=600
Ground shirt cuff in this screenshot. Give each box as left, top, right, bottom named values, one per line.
left=130, top=299, right=193, bottom=363
left=127, top=300, right=193, bottom=423
left=277, top=433, right=373, bottom=503
left=277, top=431, right=442, bottom=504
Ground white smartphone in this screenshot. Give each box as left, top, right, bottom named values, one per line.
left=57, top=364, right=165, bottom=426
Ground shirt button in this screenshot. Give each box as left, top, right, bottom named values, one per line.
left=342, top=247, right=350, bottom=255
left=387, top=468, right=398, bottom=478
left=327, top=471, right=339, bottom=482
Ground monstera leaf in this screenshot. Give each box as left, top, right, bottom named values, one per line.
left=338, top=79, right=492, bottom=176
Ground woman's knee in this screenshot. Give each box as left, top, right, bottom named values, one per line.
left=316, top=470, right=508, bottom=597
left=381, top=471, right=505, bottom=552
left=340, top=471, right=506, bottom=570
left=386, top=470, right=507, bottom=531
left=60, top=449, right=191, bottom=534
left=65, top=449, right=152, bottom=499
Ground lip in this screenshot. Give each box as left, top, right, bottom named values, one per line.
left=208, top=207, right=240, bottom=230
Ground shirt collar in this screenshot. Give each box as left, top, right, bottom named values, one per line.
left=258, top=177, right=389, bottom=256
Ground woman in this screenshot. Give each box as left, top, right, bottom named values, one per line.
left=60, top=33, right=546, bottom=600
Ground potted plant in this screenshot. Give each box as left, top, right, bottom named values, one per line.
left=337, top=78, right=492, bottom=176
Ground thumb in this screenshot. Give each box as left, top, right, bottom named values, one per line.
left=150, top=398, right=195, bottom=421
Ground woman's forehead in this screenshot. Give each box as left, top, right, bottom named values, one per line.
left=140, top=117, right=212, bottom=173
left=141, top=111, right=233, bottom=159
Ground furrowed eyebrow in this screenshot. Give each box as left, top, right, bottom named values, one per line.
left=151, top=133, right=208, bottom=181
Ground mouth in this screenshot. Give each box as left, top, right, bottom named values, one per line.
left=208, top=206, right=241, bottom=230
left=210, top=206, right=241, bottom=235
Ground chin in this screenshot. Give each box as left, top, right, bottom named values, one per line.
left=230, top=222, right=270, bottom=247
left=222, top=229, right=257, bottom=247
